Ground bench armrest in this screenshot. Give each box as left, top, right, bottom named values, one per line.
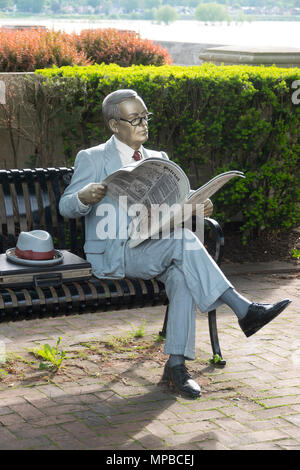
left=204, top=217, right=224, bottom=266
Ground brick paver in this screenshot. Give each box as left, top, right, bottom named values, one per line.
left=0, top=263, right=299, bottom=450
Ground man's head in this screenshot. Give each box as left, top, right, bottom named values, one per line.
left=102, top=89, right=149, bottom=150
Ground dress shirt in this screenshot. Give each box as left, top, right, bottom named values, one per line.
left=114, top=136, right=144, bottom=166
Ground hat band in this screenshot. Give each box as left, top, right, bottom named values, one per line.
left=15, top=246, right=55, bottom=260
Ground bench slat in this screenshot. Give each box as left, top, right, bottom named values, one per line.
left=36, top=169, right=54, bottom=234
left=23, top=169, right=41, bottom=230
left=48, top=168, right=67, bottom=249
left=0, top=171, right=16, bottom=248
left=10, top=170, right=28, bottom=234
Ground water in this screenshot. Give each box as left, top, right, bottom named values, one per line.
left=0, top=18, right=299, bottom=48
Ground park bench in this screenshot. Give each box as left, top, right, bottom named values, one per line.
left=0, top=167, right=226, bottom=365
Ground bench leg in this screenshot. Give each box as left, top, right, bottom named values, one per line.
left=208, top=310, right=226, bottom=367
left=159, top=305, right=169, bottom=338
left=160, top=306, right=226, bottom=367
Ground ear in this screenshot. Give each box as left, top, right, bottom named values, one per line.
left=108, top=118, right=119, bottom=134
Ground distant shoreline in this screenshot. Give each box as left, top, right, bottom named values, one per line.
left=0, top=13, right=300, bottom=22
left=1, top=16, right=299, bottom=47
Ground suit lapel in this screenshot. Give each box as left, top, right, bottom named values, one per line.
left=103, top=135, right=123, bottom=177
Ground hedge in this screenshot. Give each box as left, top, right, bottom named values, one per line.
left=0, top=29, right=91, bottom=71
left=74, top=29, right=172, bottom=67
left=35, top=63, right=300, bottom=241
left=0, top=28, right=172, bottom=72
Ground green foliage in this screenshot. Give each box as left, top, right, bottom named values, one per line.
left=36, top=62, right=300, bottom=240
left=0, top=368, right=8, bottom=380
left=153, top=333, right=165, bottom=343
left=30, top=337, right=67, bottom=371
left=155, top=4, right=178, bottom=24
left=133, top=320, right=146, bottom=338
left=1, top=0, right=300, bottom=16
left=209, top=353, right=223, bottom=364
left=195, top=2, right=231, bottom=21
left=291, top=248, right=300, bottom=259
left=0, top=0, right=11, bottom=8
left=15, top=0, right=45, bottom=12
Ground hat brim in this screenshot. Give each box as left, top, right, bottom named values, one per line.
left=6, top=248, right=64, bottom=267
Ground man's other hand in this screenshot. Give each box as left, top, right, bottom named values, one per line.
left=191, top=198, right=213, bottom=217
left=78, top=183, right=107, bottom=206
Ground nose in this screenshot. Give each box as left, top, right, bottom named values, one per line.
left=140, top=117, right=148, bottom=127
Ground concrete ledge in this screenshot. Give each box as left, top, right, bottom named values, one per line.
left=154, top=40, right=222, bottom=65
left=200, top=45, right=300, bottom=67
left=222, top=260, right=300, bottom=276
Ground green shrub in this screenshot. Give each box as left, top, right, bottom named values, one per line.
left=195, top=3, right=231, bottom=22
left=155, top=5, right=178, bottom=25
left=36, top=63, right=300, bottom=240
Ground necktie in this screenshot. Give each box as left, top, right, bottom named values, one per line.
left=133, top=151, right=142, bottom=161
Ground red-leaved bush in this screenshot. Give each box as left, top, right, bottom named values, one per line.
left=0, top=28, right=172, bottom=72
left=74, top=28, right=172, bottom=67
left=0, top=29, right=91, bottom=72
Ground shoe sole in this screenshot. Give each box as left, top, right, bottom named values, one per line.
left=243, top=300, right=291, bottom=338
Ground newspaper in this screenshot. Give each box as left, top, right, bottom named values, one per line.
left=102, top=158, right=245, bottom=248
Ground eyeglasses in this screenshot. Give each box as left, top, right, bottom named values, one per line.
left=119, top=113, right=153, bottom=127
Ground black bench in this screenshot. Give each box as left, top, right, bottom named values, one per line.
left=0, top=167, right=226, bottom=365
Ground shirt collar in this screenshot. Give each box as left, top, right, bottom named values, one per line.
left=114, top=135, right=143, bottom=164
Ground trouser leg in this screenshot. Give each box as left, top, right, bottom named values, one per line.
left=157, top=265, right=196, bottom=360
left=124, top=228, right=233, bottom=359
left=179, top=230, right=233, bottom=312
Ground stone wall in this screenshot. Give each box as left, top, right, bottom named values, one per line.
left=0, top=72, right=67, bottom=170
left=0, top=73, right=34, bottom=169
left=154, top=40, right=222, bottom=66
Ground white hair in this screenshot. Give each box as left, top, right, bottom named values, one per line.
left=102, top=89, right=138, bottom=127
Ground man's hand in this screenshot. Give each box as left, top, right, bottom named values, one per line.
left=191, top=199, right=213, bottom=217
left=203, top=198, right=213, bottom=217
left=78, top=183, right=107, bottom=206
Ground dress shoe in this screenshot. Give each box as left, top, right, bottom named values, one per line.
left=239, top=298, right=291, bottom=338
left=162, top=361, right=201, bottom=398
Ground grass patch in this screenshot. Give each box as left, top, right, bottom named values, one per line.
left=0, top=329, right=166, bottom=390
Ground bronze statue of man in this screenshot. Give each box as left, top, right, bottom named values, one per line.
left=60, top=89, right=291, bottom=398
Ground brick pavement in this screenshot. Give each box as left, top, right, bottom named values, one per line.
left=0, top=262, right=299, bottom=450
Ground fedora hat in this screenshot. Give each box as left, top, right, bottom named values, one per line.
left=6, top=230, right=63, bottom=266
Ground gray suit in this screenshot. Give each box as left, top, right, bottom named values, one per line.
left=59, top=135, right=168, bottom=279
left=59, top=135, right=232, bottom=359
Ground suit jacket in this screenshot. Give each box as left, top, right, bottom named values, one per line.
left=59, top=135, right=169, bottom=279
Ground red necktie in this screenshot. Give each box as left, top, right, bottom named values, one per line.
left=133, top=151, right=142, bottom=161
